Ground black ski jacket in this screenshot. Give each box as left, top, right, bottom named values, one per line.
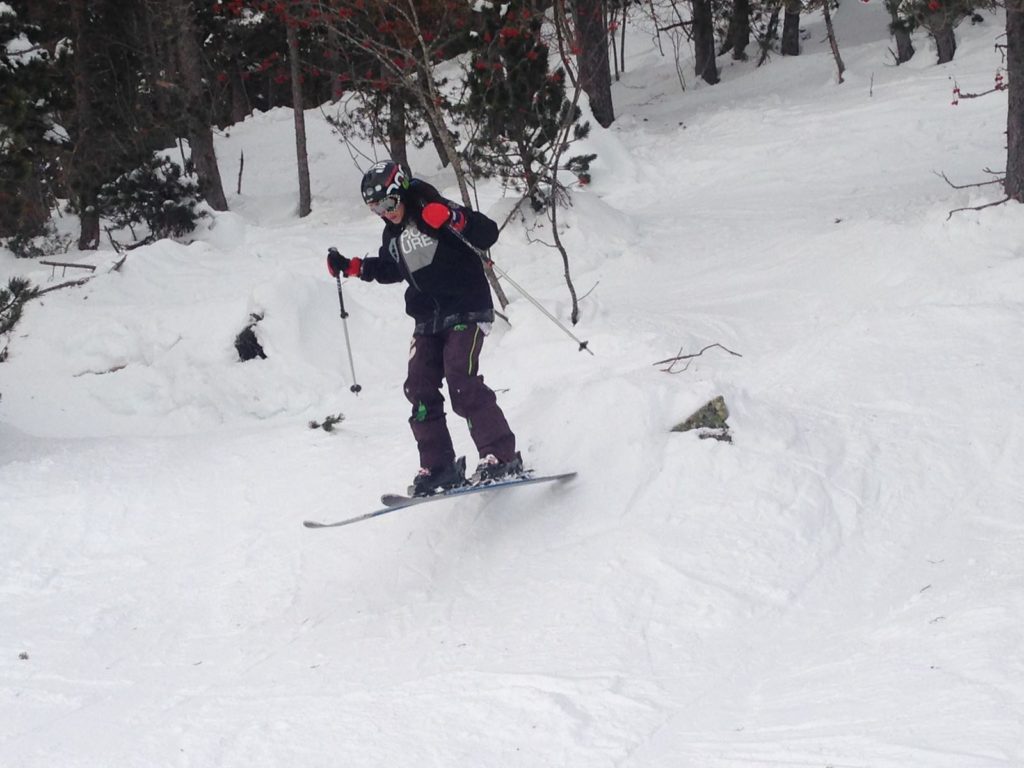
left=357, top=180, right=499, bottom=335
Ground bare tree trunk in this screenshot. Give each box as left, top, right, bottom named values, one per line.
left=575, top=0, right=616, bottom=127
left=287, top=21, right=311, bottom=217
left=68, top=0, right=101, bottom=250
left=692, top=0, right=720, bottom=84
left=885, top=0, right=916, bottom=64
left=421, top=110, right=451, bottom=167
left=416, top=69, right=451, bottom=167
left=141, top=2, right=177, bottom=142
left=722, top=0, right=751, bottom=60
left=611, top=2, right=620, bottom=79
left=932, top=22, right=957, bottom=64
left=387, top=92, right=410, bottom=172
left=16, top=173, right=51, bottom=239
left=172, top=0, right=228, bottom=211
left=648, top=0, right=666, bottom=55
left=893, top=27, right=915, bottom=63
left=781, top=0, right=801, bottom=55
left=230, top=67, right=251, bottom=124
left=550, top=200, right=581, bottom=324
left=545, top=15, right=588, bottom=324
left=1007, top=0, right=1024, bottom=201
left=619, top=4, right=627, bottom=76
left=822, top=0, right=845, bottom=82
left=545, top=88, right=585, bottom=324
left=758, top=7, right=781, bottom=66
left=417, top=84, right=466, bottom=199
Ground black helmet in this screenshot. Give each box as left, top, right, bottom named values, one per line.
left=360, top=160, right=409, bottom=204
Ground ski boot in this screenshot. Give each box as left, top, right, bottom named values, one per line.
left=470, top=451, right=525, bottom=485
left=409, top=456, right=467, bottom=497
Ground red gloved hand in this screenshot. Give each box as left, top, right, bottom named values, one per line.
left=327, top=248, right=362, bottom=278
left=422, top=202, right=466, bottom=232
left=421, top=202, right=451, bottom=228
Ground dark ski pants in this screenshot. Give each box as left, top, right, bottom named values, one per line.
left=404, top=323, right=516, bottom=470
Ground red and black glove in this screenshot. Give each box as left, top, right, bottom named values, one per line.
left=421, top=202, right=466, bottom=232
left=327, top=248, right=362, bottom=278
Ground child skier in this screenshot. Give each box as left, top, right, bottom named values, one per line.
left=326, top=160, right=522, bottom=496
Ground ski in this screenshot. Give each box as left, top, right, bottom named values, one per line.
left=380, top=470, right=576, bottom=506
left=303, top=471, right=576, bottom=529
left=381, top=469, right=532, bottom=506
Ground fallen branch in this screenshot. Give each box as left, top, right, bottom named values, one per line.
left=39, top=260, right=96, bottom=277
left=35, top=277, right=93, bottom=297
left=654, top=343, right=742, bottom=374
left=105, top=227, right=123, bottom=254
left=947, top=196, right=1011, bottom=220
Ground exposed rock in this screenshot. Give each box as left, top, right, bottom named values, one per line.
left=672, top=396, right=732, bottom=442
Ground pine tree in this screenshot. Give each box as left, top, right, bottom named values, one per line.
left=462, top=1, right=593, bottom=210
left=0, top=1, right=70, bottom=244
left=0, top=277, right=36, bottom=361
left=65, top=0, right=175, bottom=248
left=95, top=156, right=204, bottom=244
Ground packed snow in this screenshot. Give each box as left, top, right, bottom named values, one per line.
left=3, top=4, right=1023, bottom=766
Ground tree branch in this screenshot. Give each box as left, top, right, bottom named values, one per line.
left=946, top=196, right=1012, bottom=220
left=936, top=169, right=1012, bottom=219
left=936, top=170, right=1003, bottom=189
left=654, top=343, right=743, bottom=374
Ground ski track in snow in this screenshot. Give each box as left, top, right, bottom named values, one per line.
left=3, top=3, right=1024, bottom=766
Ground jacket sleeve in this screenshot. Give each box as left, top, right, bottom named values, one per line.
left=357, top=233, right=404, bottom=284
left=460, top=208, right=499, bottom=251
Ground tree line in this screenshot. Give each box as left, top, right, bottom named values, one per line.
left=2, top=0, right=1024, bottom=257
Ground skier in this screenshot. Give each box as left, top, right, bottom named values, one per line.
left=327, top=160, right=522, bottom=496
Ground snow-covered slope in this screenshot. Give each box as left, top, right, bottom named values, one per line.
left=3, top=4, right=1023, bottom=766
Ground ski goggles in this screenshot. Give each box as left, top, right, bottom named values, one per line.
left=368, top=196, right=401, bottom=215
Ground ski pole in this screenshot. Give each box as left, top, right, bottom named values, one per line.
left=447, top=225, right=593, bottom=355
left=335, top=274, right=362, bottom=393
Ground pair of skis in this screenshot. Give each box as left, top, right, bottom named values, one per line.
left=303, top=471, right=576, bottom=529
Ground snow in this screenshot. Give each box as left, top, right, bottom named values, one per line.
left=3, top=4, right=1024, bottom=766
left=2, top=33, right=40, bottom=64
